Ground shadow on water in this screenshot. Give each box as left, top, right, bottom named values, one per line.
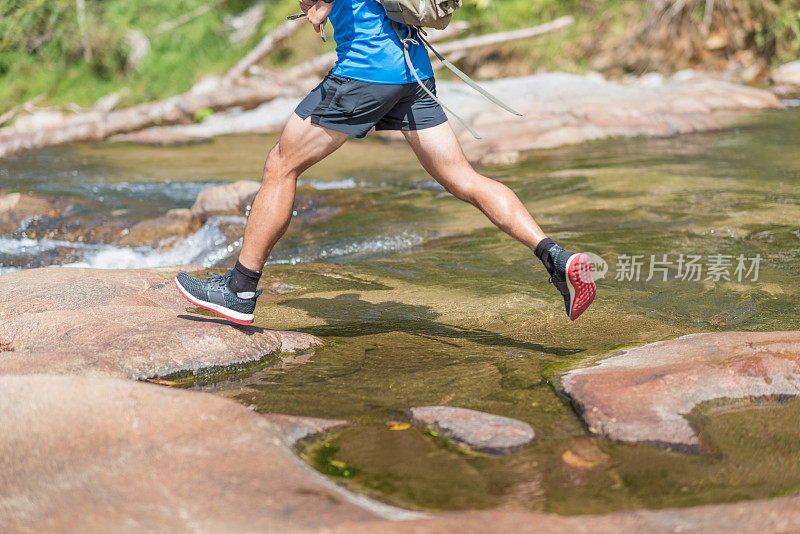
left=280, top=293, right=581, bottom=356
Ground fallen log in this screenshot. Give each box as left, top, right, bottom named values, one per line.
left=224, top=18, right=305, bottom=83
left=0, top=95, right=44, bottom=127
left=0, top=83, right=296, bottom=159
left=430, top=16, right=573, bottom=55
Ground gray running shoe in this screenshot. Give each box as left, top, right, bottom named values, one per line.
left=174, top=270, right=261, bottom=325
left=547, top=245, right=596, bottom=321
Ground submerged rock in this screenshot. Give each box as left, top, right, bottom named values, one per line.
left=0, top=375, right=412, bottom=532
left=407, top=406, right=535, bottom=455
left=561, top=438, right=610, bottom=473
left=0, top=192, right=70, bottom=234
left=560, top=331, right=800, bottom=451
left=116, top=208, right=202, bottom=248
left=191, top=179, right=260, bottom=220
left=0, top=266, right=321, bottom=380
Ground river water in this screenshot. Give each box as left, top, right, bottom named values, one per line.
left=2, top=109, right=800, bottom=513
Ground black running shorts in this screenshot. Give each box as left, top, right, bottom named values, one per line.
left=294, top=72, right=449, bottom=138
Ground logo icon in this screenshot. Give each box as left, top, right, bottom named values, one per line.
left=583, top=252, right=608, bottom=281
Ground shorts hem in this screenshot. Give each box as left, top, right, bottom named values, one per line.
left=307, top=113, right=369, bottom=139
left=374, top=114, right=449, bottom=132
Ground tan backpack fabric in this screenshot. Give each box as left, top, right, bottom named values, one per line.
left=375, top=0, right=521, bottom=138
left=377, top=0, right=462, bottom=30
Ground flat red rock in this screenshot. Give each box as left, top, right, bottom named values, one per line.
left=0, top=375, right=410, bottom=532
left=560, top=331, right=800, bottom=450
left=0, top=266, right=322, bottom=380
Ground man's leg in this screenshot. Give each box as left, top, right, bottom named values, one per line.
left=174, top=114, right=349, bottom=325
left=238, top=113, right=350, bottom=271
left=402, top=122, right=546, bottom=251
left=402, top=121, right=596, bottom=320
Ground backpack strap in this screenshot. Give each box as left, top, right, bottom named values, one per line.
left=392, top=22, right=482, bottom=139
left=381, top=0, right=405, bottom=22
left=416, top=32, right=522, bottom=117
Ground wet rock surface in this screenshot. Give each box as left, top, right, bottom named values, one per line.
left=0, top=266, right=322, bottom=379
left=560, top=331, right=800, bottom=450
left=262, top=413, right=349, bottom=448
left=0, top=375, right=412, bottom=533
left=408, top=406, right=536, bottom=455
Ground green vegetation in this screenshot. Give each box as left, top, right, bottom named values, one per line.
left=1, top=0, right=798, bottom=114
left=0, top=0, right=299, bottom=111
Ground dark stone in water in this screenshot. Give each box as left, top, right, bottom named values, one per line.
left=560, top=331, right=800, bottom=451
left=407, top=405, right=536, bottom=455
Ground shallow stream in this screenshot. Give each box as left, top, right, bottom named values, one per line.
left=2, top=109, right=800, bottom=513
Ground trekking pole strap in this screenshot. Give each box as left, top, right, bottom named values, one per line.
left=416, top=32, right=522, bottom=117
left=392, top=22, right=482, bottom=139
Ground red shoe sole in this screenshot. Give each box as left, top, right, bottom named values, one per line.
left=566, top=253, right=596, bottom=321
left=173, top=277, right=254, bottom=326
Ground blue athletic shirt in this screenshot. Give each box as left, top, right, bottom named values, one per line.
left=328, top=0, right=434, bottom=84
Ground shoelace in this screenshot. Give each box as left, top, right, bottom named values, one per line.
left=203, top=271, right=231, bottom=291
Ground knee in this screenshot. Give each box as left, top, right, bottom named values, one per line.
left=441, top=173, right=479, bottom=204
left=263, top=144, right=298, bottom=184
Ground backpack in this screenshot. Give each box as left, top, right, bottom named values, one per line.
left=378, top=0, right=461, bottom=30
left=375, top=0, right=521, bottom=139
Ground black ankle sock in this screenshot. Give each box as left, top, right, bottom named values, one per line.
left=534, top=238, right=557, bottom=274
left=228, top=260, right=262, bottom=294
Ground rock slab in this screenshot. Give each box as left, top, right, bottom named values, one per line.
left=408, top=405, right=535, bottom=455
left=322, top=497, right=800, bottom=534
left=451, top=72, right=782, bottom=165
left=0, top=375, right=405, bottom=533
left=0, top=266, right=321, bottom=379
left=774, top=60, right=800, bottom=85
left=121, top=72, right=782, bottom=166
left=560, top=331, right=800, bottom=450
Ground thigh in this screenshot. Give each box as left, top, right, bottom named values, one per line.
left=276, top=112, right=350, bottom=176
left=402, top=121, right=474, bottom=185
